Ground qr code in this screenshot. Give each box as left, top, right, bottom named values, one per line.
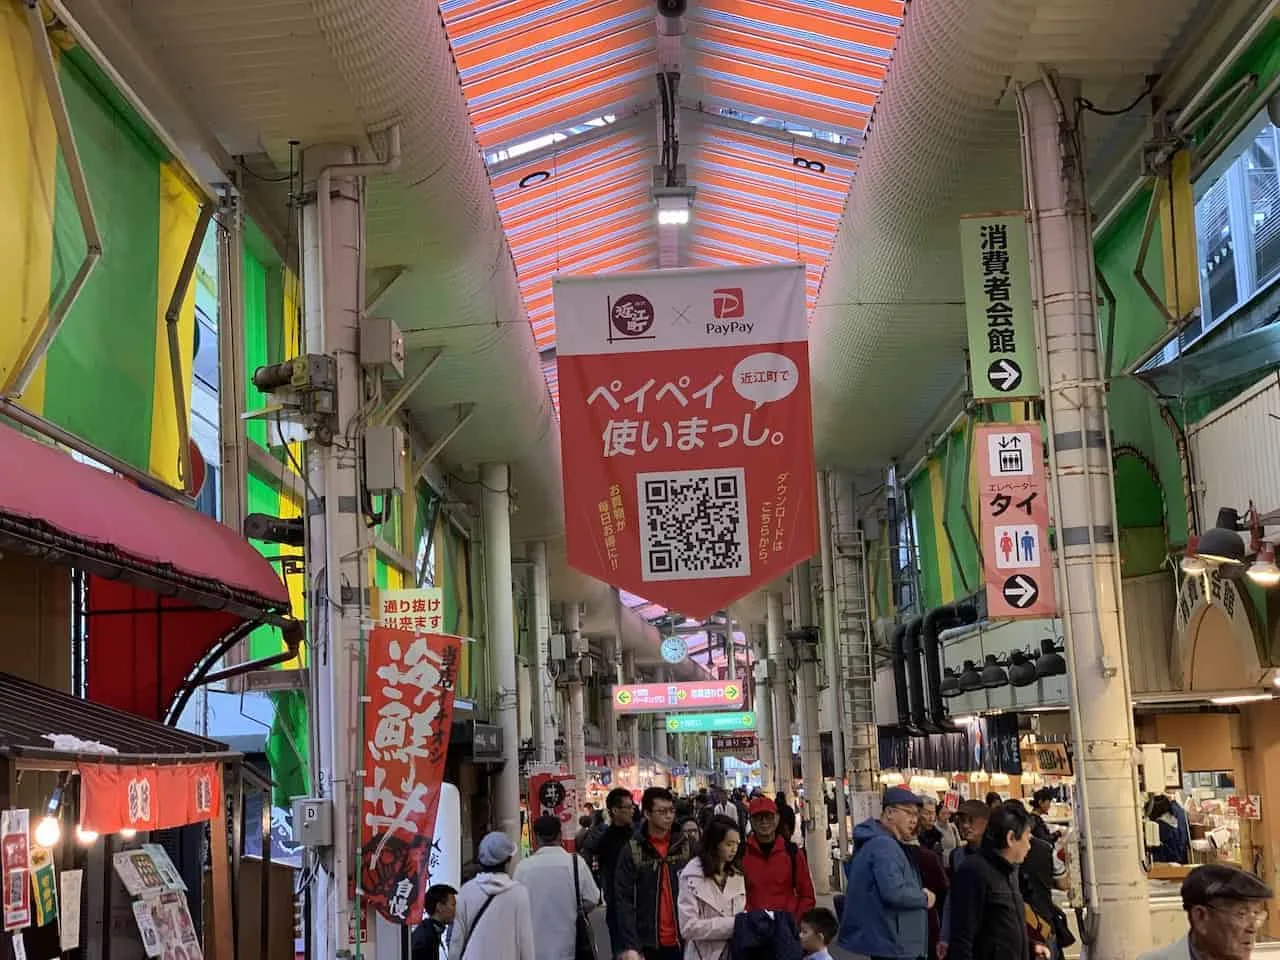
left=637, top=468, right=750, bottom=582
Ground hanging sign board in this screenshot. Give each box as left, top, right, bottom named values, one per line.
left=554, top=263, right=817, bottom=618
left=1, top=810, right=30, bottom=931
left=613, top=680, right=745, bottom=714
left=975, top=424, right=1057, bottom=618
left=665, top=711, right=756, bottom=733
left=79, top=762, right=221, bottom=836
left=960, top=213, right=1041, bottom=402
left=377, top=587, right=445, bottom=634
left=529, top=774, right=580, bottom=849
left=712, top=734, right=758, bottom=762
left=359, top=627, right=462, bottom=926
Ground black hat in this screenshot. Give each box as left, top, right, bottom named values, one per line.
left=1181, top=864, right=1272, bottom=911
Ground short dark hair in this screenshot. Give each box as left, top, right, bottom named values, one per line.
left=801, top=907, right=838, bottom=945
left=1032, top=787, right=1055, bottom=807
left=424, top=884, right=456, bottom=916
left=1181, top=864, right=1273, bottom=911
left=983, top=801, right=1030, bottom=851
left=606, top=787, right=633, bottom=811
left=985, top=791, right=1002, bottom=807
left=642, top=786, right=675, bottom=813
left=697, top=815, right=741, bottom=877
left=533, top=814, right=563, bottom=844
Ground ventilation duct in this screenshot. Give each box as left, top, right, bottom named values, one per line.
left=921, top=601, right=979, bottom=726
left=890, top=622, right=911, bottom=728
left=903, top=617, right=927, bottom=732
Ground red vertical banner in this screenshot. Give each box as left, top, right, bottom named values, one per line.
left=360, top=627, right=462, bottom=925
left=529, top=774, right=579, bottom=848
left=553, top=263, right=817, bottom=617
left=975, top=423, right=1057, bottom=618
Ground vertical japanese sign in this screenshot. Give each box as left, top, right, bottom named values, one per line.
left=960, top=214, right=1041, bottom=401
left=529, top=774, right=580, bottom=848
left=360, top=627, right=461, bottom=925
left=554, top=263, right=817, bottom=617
left=1, top=809, right=30, bottom=931
left=975, top=424, right=1056, bottom=618
left=377, top=587, right=445, bottom=634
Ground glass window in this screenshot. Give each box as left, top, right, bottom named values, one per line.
left=1247, top=125, right=1280, bottom=286
left=193, top=309, right=218, bottom=391
left=1197, top=175, right=1237, bottom=322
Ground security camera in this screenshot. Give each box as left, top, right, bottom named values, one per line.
left=656, top=0, right=686, bottom=17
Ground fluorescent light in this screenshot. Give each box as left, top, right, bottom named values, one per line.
left=655, top=192, right=692, bottom=225
left=657, top=207, right=690, bottom=226
left=1210, top=694, right=1273, bottom=705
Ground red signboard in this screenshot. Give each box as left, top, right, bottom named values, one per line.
left=613, top=680, right=745, bottom=714
left=554, top=263, right=817, bottom=617
left=79, top=762, right=221, bottom=835
left=360, top=627, right=462, bottom=925
left=529, top=774, right=580, bottom=850
left=975, top=423, right=1057, bottom=618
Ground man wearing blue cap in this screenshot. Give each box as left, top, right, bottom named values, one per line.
left=833, top=787, right=932, bottom=960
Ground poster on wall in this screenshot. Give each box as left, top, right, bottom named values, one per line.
left=528, top=774, right=580, bottom=849
left=359, top=627, right=462, bottom=926
left=975, top=423, right=1057, bottom=618
left=554, top=263, right=817, bottom=618
left=1, top=809, right=31, bottom=931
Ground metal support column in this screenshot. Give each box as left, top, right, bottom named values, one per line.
left=765, top=592, right=791, bottom=795
left=530, top=542, right=557, bottom=763
left=481, top=462, right=522, bottom=849
left=216, top=183, right=249, bottom=533
left=1017, top=74, right=1150, bottom=957
left=300, top=145, right=371, bottom=958
left=792, top=561, right=831, bottom=894
left=750, top=622, right=776, bottom=794
left=608, top=589, right=624, bottom=767
left=831, top=475, right=878, bottom=791
left=817, top=470, right=848, bottom=875
left=567, top=603, right=589, bottom=802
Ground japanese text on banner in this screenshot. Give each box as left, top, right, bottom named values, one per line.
left=378, top=587, right=445, bottom=634
left=360, top=627, right=461, bottom=926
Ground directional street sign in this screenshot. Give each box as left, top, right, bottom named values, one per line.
left=986, top=358, right=1023, bottom=393
left=1002, top=574, right=1039, bottom=609
left=665, top=711, right=756, bottom=733
left=613, top=681, right=745, bottom=714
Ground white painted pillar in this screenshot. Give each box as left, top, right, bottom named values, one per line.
left=530, top=542, right=557, bottom=763
left=1018, top=75, right=1150, bottom=957
left=567, top=603, right=588, bottom=802
left=817, top=470, right=848, bottom=875
left=766, top=592, right=791, bottom=795
left=792, top=562, right=831, bottom=894
left=751, top=622, right=776, bottom=794
left=481, top=462, right=521, bottom=848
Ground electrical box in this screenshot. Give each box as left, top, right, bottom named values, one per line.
left=361, top=315, right=406, bottom=378
left=291, top=798, right=333, bottom=847
left=549, top=633, right=567, bottom=661
left=364, top=424, right=406, bottom=495
left=569, top=631, right=590, bottom=656
left=753, top=659, right=774, bottom=682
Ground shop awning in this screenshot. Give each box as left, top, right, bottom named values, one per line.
left=0, top=422, right=293, bottom=720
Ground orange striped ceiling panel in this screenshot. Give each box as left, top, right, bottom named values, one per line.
left=689, top=0, right=903, bottom=138
left=687, top=126, right=856, bottom=317
left=439, top=0, right=658, bottom=151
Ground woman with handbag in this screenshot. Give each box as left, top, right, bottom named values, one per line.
left=677, top=816, right=746, bottom=960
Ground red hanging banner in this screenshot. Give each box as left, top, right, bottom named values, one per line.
left=79, top=762, right=221, bottom=835
left=554, top=263, right=817, bottom=617
left=359, top=627, right=462, bottom=926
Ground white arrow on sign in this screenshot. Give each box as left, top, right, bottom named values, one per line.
left=987, top=359, right=1023, bottom=392
left=1002, top=574, right=1039, bottom=608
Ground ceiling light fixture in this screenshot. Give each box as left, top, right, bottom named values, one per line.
left=1210, top=693, right=1274, bottom=705
left=654, top=186, right=695, bottom=227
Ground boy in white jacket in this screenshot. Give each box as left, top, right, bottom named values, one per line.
left=450, top=832, right=536, bottom=960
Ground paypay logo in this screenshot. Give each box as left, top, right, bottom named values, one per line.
left=708, top=287, right=753, bottom=335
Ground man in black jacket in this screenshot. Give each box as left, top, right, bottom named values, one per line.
left=615, top=787, right=695, bottom=960
left=947, top=802, right=1047, bottom=960
left=409, top=884, right=456, bottom=960
left=580, top=786, right=637, bottom=954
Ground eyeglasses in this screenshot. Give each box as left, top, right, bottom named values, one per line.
left=1208, top=903, right=1268, bottom=925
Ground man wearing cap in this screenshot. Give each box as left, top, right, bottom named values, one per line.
left=451, top=831, right=536, bottom=960
left=834, top=786, right=933, bottom=960
left=1138, top=863, right=1272, bottom=960
left=740, top=795, right=817, bottom=922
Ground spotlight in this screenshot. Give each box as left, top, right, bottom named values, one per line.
left=1035, top=638, right=1067, bottom=678
left=979, top=654, right=1008, bottom=689
left=74, top=825, right=98, bottom=846
left=34, top=817, right=60, bottom=848
left=957, top=660, right=982, bottom=693
left=1248, top=543, right=1280, bottom=588
left=1198, top=508, right=1248, bottom=565
left=940, top=667, right=961, bottom=698
left=1008, top=651, right=1039, bottom=687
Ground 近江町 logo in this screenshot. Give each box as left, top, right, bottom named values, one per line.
left=712, top=287, right=744, bottom=320
left=609, top=293, right=656, bottom=340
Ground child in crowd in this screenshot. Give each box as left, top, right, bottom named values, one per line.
left=800, top=907, right=839, bottom=960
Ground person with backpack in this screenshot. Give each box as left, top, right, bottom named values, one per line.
left=740, top=796, right=816, bottom=923
left=450, top=831, right=536, bottom=960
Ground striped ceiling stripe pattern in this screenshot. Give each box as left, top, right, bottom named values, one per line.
left=686, top=126, right=857, bottom=316
left=439, top=0, right=904, bottom=420
left=439, top=0, right=657, bottom=150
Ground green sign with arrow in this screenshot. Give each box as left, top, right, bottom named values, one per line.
left=665, top=711, right=755, bottom=733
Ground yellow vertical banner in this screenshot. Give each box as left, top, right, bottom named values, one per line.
left=1158, top=149, right=1200, bottom=319
left=0, top=0, right=57, bottom=413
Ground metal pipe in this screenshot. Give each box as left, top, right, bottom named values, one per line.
left=567, top=603, right=588, bottom=808
left=217, top=185, right=249, bottom=532
left=7, top=1, right=103, bottom=399
left=817, top=470, right=848, bottom=879
left=765, top=592, right=791, bottom=794
left=791, top=561, right=831, bottom=894
left=413, top=405, right=475, bottom=480
left=903, top=405, right=971, bottom=486
left=530, top=541, right=558, bottom=763
left=1193, top=69, right=1280, bottom=180
left=0, top=398, right=190, bottom=503
left=1173, top=72, right=1258, bottom=138
left=165, top=202, right=215, bottom=490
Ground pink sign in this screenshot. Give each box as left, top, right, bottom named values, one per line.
left=975, top=423, right=1057, bottom=618
left=612, top=680, right=745, bottom=714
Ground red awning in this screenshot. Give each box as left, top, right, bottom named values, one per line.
left=0, top=422, right=292, bottom=719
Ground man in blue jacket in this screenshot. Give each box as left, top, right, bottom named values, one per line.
left=834, top=787, right=933, bottom=960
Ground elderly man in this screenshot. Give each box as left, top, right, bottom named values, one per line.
left=1138, top=863, right=1272, bottom=960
